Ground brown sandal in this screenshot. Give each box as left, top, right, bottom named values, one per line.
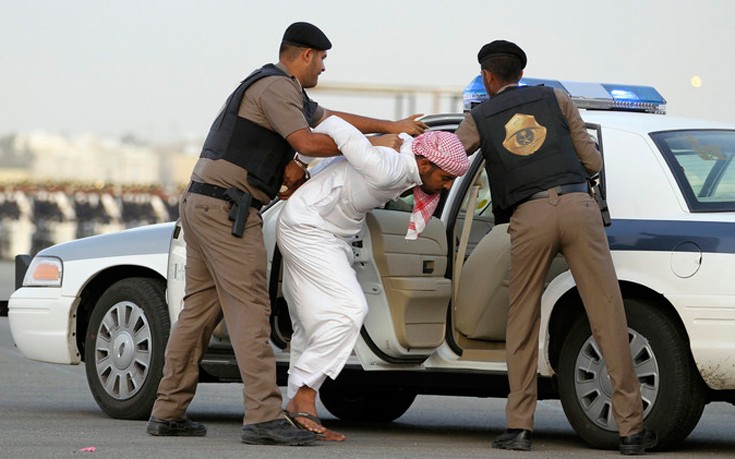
left=284, top=411, right=346, bottom=442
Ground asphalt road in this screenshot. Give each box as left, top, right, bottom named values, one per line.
left=2, top=258, right=734, bottom=458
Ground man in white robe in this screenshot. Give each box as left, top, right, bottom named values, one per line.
left=276, top=115, right=470, bottom=440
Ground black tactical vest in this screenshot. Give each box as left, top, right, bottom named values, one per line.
left=471, top=85, right=588, bottom=210
left=200, top=64, right=318, bottom=198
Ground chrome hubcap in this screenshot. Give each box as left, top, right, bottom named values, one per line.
left=572, top=328, right=659, bottom=431
left=94, top=301, right=152, bottom=400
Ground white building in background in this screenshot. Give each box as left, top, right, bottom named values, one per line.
left=14, top=131, right=197, bottom=186
left=0, top=131, right=201, bottom=259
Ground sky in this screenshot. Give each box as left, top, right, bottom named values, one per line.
left=2, top=0, right=735, bottom=143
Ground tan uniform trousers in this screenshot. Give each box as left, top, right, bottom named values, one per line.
left=150, top=191, right=283, bottom=425
left=505, top=189, right=644, bottom=437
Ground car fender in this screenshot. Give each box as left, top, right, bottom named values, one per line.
left=13, top=222, right=173, bottom=303
left=9, top=223, right=174, bottom=364
left=613, top=247, right=735, bottom=390
left=538, top=270, right=577, bottom=376
left=536, top=252, right=689, bottom=377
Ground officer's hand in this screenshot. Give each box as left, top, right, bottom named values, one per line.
left=279, top=160, right=308, bottom=200
left=369, top=134, right=402, bottom=151
left=391, top=114, right=429, bottom=135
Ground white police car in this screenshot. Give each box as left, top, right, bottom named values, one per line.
left=8, top=78, right=735, bottom=451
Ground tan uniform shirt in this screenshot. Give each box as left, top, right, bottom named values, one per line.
left=192, top=63, right=325, bottom=203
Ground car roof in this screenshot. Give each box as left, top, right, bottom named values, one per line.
left=580, top=110, right=735, bottom=134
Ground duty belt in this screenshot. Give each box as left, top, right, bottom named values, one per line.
left=188, top=181, right=263, bottom=237
left=188, top=181, right=263, bottom=210
left=522, top=182, right=589, bottom=203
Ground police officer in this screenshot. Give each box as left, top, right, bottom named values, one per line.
left=454, top=40, right=656, bottom=455
left=146, top=22, right=428, bottom=446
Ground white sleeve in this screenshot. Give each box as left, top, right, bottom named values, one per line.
left=314, top=116, right=404, bottom=184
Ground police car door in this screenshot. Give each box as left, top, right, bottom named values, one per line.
left=586, top=122, right=610, bottom=225
left=350, top=207, right=451, bottom=364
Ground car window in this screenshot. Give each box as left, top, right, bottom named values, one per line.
left=651, top=130, right=735, bottom=212
left=383, top=188, right=452, bottom=215
left=383, top=192, right=414, bottom=212
left=459, top=165, right=493, bottom=219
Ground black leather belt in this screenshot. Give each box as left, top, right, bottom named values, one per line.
left=522, top=182, right=589, bottom=203
left=188, top=181, right=263, bottom=210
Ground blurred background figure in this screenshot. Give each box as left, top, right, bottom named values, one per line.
left=0, top=183, right=33, bottom=260
left=30, top=182, right=76, bottom=256
left=0, top=180, right=182, bottom=260
left=120, top=185, right=171, bottom=229
left=73, top=183, right=123, bottom=239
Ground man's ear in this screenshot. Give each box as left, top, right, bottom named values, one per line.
left=481, top=69, right=491, bottom=85
left=301, top=47, right=313, bottom=63
left=417, top=157, right=434, bottom=174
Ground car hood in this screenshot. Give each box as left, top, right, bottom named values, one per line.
left=37, top=222, right=176, bottom=262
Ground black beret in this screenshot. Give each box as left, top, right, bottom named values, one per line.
left=282, top=22, right=332, bottom=50
left=477, top=40, right=527, bottom=69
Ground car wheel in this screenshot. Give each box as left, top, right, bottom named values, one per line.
left=84, top=277, right=170, bottom=420
left=557, top=298, right=706, bottom=450
left=319, top=379, right=417, bottom=422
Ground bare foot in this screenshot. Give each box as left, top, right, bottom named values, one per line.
left=285, top=386, right=346, bottom=441
left=288, top=412, right=346, bottom=442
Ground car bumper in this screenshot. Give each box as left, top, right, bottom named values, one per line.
left=8, top=288, right=80, bottom=365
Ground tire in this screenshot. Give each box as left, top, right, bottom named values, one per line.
left=84, top=277, right=170, bottom=420
left=319, top=378, right=417, bottom=422
left=557, top=298, right=706, bottom=450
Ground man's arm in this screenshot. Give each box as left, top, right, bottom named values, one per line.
left=316, top=116, right=403, bottom=183
left=554, top=89, right=602, bottom=175
left=454, top=113, right=481, bottom=155
left=281, top=115, right=406, bottom=198
left=286, top=128, right=340, bottom=157
left=276, top=128, right=341, bottom=199
left=318, top=109, right=428, bottom=136
left=368, top=134, right=402, bottom=150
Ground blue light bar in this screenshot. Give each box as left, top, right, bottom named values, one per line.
left=462, top=75, right=487, bottom=111
left=462, top=76, right=667, bottom=114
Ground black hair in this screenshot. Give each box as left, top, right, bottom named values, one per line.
left=481, top=55, right=523, bottom=82
left=279, top=43, right=305, bottom=60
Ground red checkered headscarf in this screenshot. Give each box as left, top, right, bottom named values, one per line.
left=406, top=131, right=469, bottom=240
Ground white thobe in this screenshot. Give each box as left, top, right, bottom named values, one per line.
left=277, top=116, right=421, bottom=398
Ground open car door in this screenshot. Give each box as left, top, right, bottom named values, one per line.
left=352, top=209, right=451, bottom=364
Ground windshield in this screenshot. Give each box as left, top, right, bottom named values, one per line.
left=651, top=130, right=735, bottom=212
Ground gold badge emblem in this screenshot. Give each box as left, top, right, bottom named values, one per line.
left=502, top=113, right=547, bottom=156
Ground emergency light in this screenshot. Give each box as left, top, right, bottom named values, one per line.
left=462, top=75, right=667, bottom=114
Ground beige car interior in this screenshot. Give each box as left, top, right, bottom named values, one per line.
left=451, top=221, right=568, bottom=360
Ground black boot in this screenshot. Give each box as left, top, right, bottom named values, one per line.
left=146, top=416, right=207, bottom=437
left=241, top=418, right=316, bottom=446
left=619, top=428, right=657, bottom=455
left=492, top=428, right=532, bottom=451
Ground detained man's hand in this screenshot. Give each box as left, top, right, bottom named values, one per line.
left=369, top=134, right=403, bottom=151
left=279, top=160, right=309, bottom=200
left=391, top=114, right=429, bottom=135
